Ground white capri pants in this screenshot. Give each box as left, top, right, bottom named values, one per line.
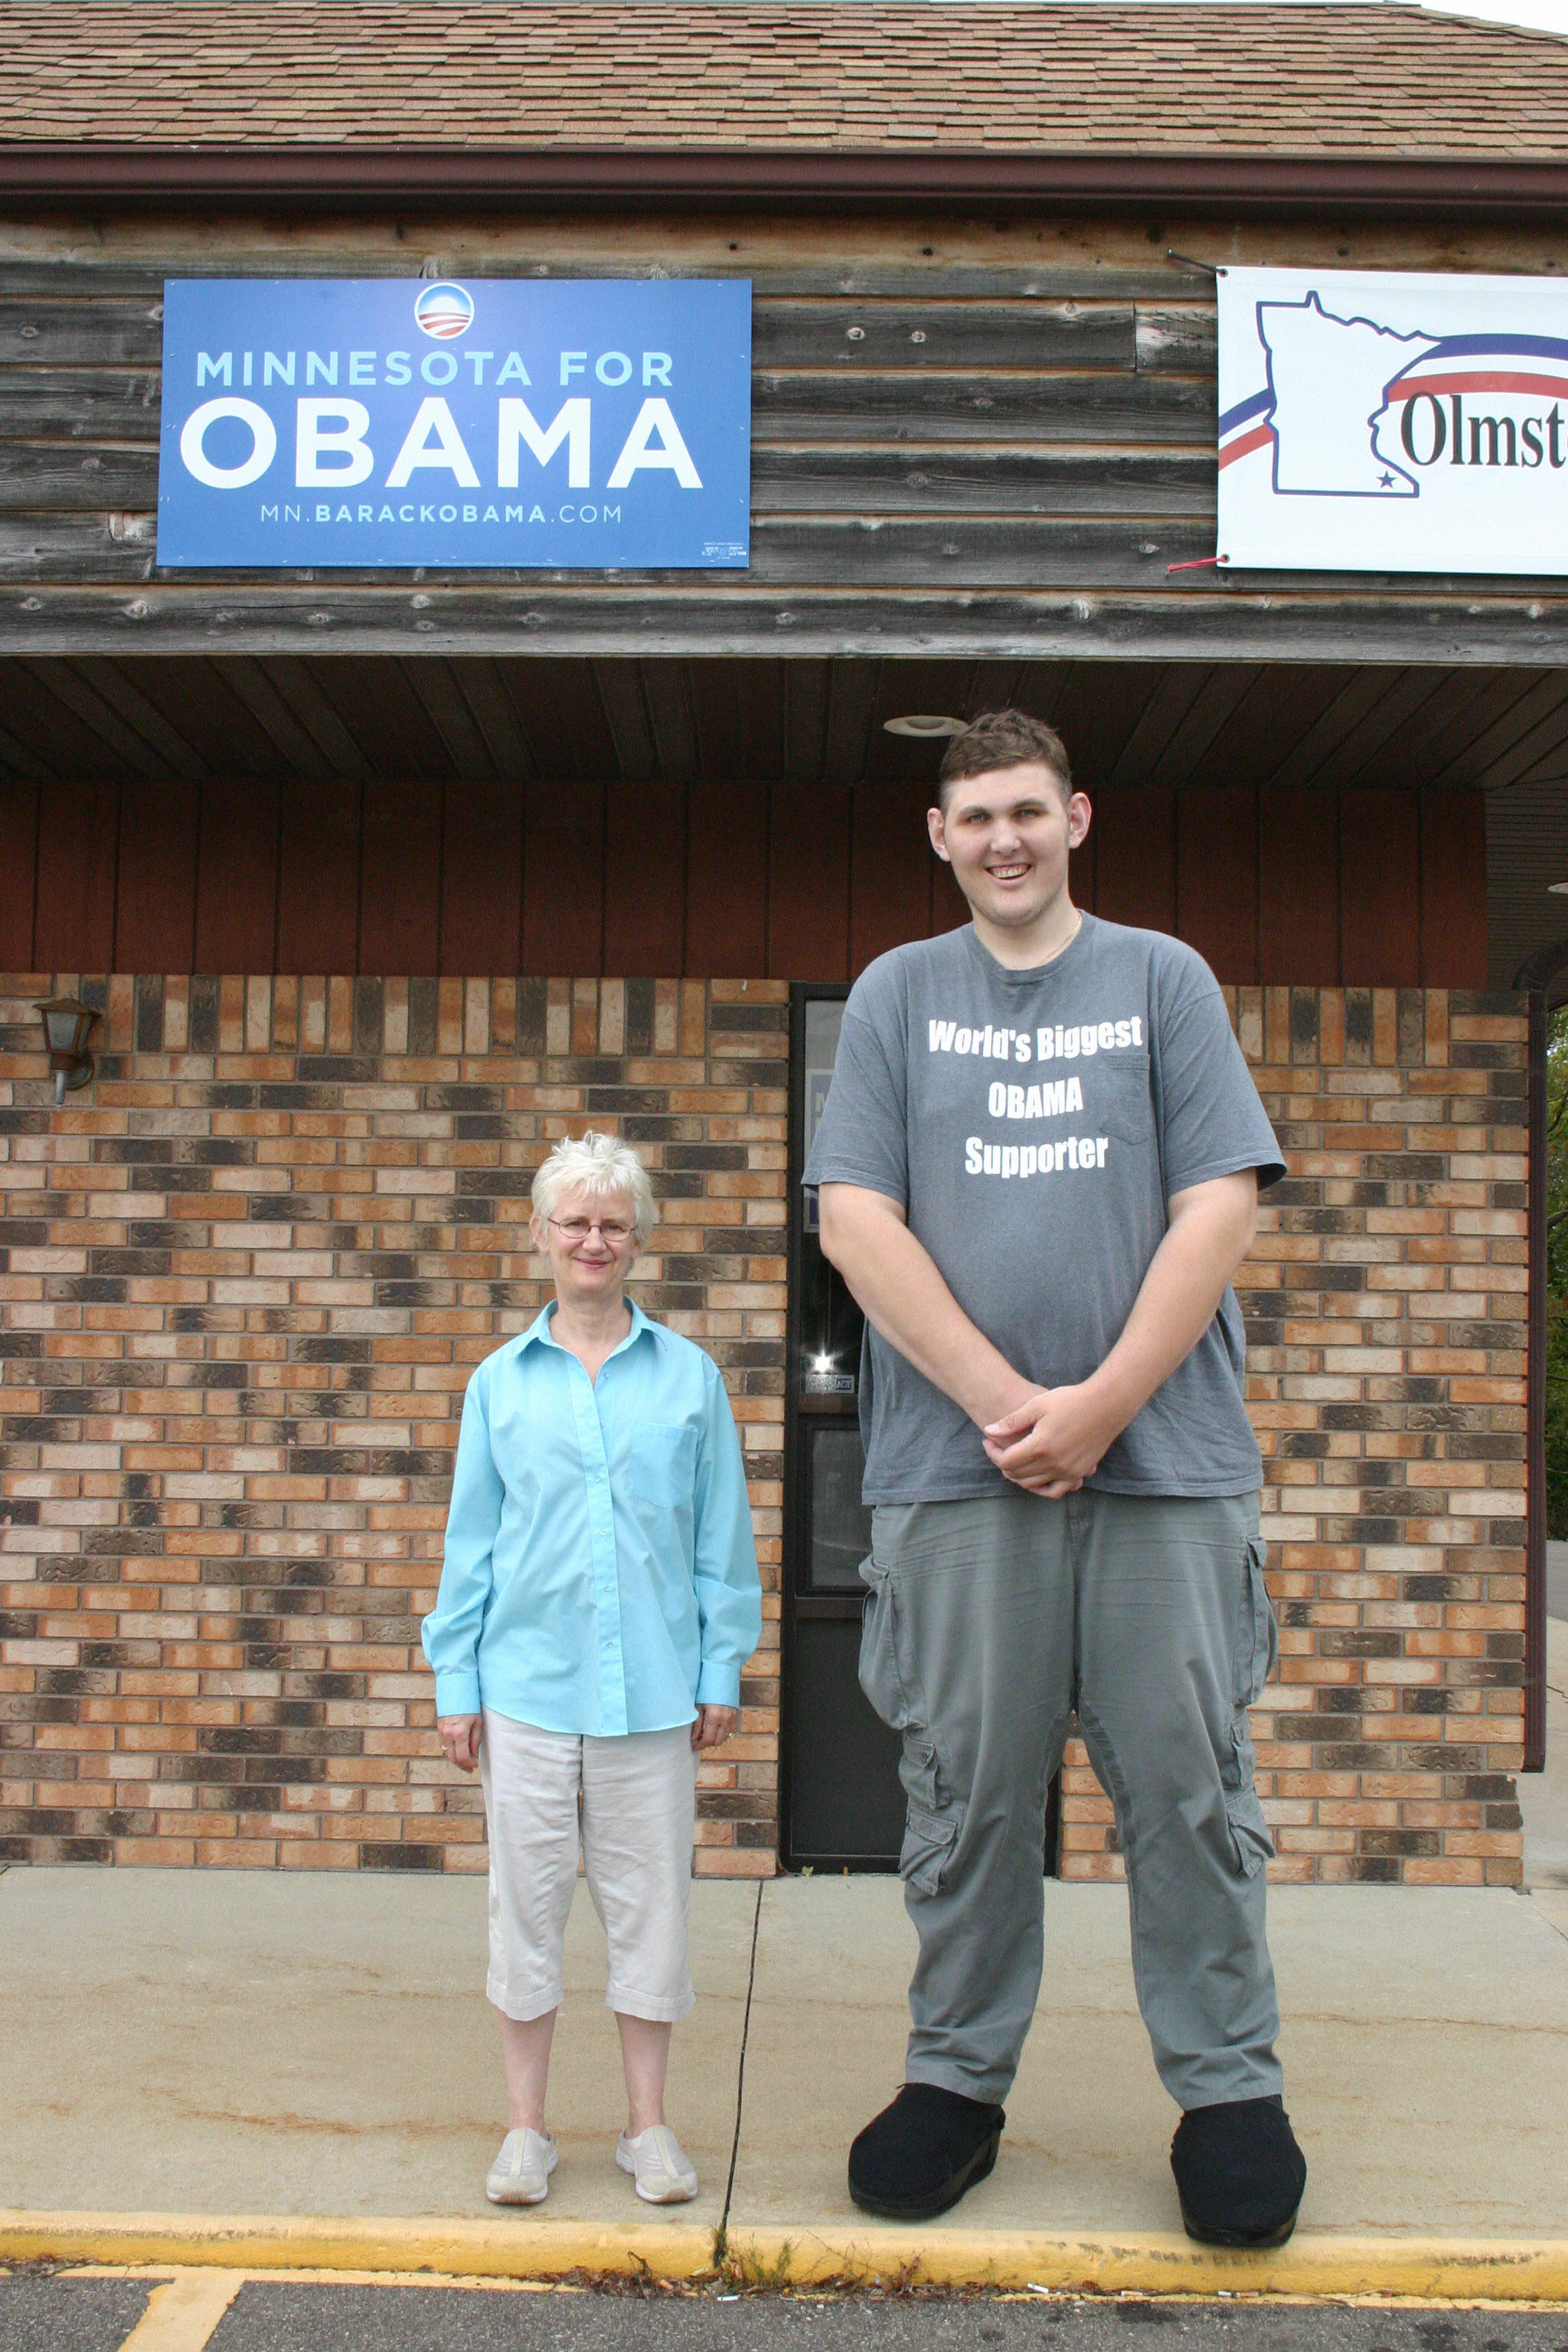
left=479, top=1709, right=698, bottom=2024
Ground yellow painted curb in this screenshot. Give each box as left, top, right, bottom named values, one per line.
left=4, top=2213, right=1568, bottom=2301
left=720, top=2227, right=1568, bottom=2301
left=0, top=2211, right=714, bottom=2283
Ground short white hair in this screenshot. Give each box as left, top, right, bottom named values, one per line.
left=531, top=1130, right=656, bottom=1242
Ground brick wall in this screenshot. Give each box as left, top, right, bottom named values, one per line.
left=0, top=975, right=1530, bottom=1884
left=1060, top=987, right=1529, bottom=1887
left=0, top=973, right=786, bottom=1874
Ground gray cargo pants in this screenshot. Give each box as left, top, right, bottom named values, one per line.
left=859, top=1487, right=1282, bottom=2112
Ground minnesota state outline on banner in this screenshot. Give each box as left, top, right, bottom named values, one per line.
left=1215, top=266, right=1568, bottom=577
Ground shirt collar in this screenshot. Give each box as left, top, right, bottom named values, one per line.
left=518, top=1298, right=657, bottom=1361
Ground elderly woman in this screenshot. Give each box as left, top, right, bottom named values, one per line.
left=423, top=1131, right=761, bottom=2210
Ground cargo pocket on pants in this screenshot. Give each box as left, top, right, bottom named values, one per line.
left=858, top=1555, right=907, bottom=1733
left=1223, top=1532, right=1279, bottom=1878
left=1223, top=1787, right=1275, bottom=1879
left=860, top=1549, right=965, bottom=1895
left=1236, top=1533, right=1280, bottom=1707
left=900, top=1799, right=960, bottom=1896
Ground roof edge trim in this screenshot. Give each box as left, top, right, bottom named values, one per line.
left=8, top=144, right=1568, bottom=218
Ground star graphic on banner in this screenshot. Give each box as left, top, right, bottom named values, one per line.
left=1378, top=472, right=1396, bottom=488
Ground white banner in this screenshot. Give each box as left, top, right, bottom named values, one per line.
left=1216, top=266, right=1568, bottom=576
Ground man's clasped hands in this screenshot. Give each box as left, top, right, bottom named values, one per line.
left=982, top=1376, right=1124, bottom=1501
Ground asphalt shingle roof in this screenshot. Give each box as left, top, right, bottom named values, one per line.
left=0, top=0, right=1565, bottom=157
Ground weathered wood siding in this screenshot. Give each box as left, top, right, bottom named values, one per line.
left=0, top=237, right=1565, bottom=660
left=0, top=766, right=1487, bottom=985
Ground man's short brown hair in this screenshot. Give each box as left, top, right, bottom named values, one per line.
left=936, top=709, right=1073, bottom=808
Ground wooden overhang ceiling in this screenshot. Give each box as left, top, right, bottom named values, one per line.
left=0, top=653, right=1563, bottom=986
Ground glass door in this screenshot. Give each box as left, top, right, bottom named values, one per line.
left=781, top=985, right=1061, bottom=1877
left=782, top=988, right=906, bottom=1868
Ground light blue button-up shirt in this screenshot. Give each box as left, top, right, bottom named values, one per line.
left=421, top=1302, right=763, bottom=1736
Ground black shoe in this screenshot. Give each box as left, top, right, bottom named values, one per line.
left=848, top=2082, right=1006, bottom=2221
left=1171, top=2095, right=1307, bottom=2248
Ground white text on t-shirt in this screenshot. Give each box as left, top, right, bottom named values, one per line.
left=927, top=1017, right=1143, bottom=1061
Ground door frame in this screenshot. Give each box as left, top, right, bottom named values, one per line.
left=777, top=980, right=1063, bottom=1873
left=1513, top=944, right=1566, bottom=1775
left=780, top=981, right=887, bottom=1871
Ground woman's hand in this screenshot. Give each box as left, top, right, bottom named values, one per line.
left=691, top=1705, right=738, bottom=1753
left=438, top=1713, right=482, bottom=1772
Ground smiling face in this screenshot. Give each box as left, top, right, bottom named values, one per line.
left=531, top=1182, right=639, bottom=1311
left=927, top=760, right=1092, bottom=946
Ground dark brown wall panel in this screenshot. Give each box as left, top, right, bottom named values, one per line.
left=0, top=782, right=38, bottom=969
left=604, top=777, right=686, bottom=977
left=441, top=781, right=522, bottom=977
left=524, top=778, right=604, bottom=974
left=851, top=780, right=931, bottom=976
left=1260, top=787, right=1340, bottom=986
left=686, top=776, right=769, bottom=978
left=1069, top=819, right=1097, bottom=918
left=929, top=853, right=970, bottom=936
left=32, top=779, right=118, bottom=972
left=276, top=778, right=361, bottom=974
left=1095, top=783, right=1176, bottom=934
left=9, top=756, right=1489, bottom=992
left=361, top=781, right=442, bottom=977
left=196, top=779, right=278, bottom=975
left=1178, top=784, right=1259, bottom=984
left=1342, top=789, right=1420, bottom=986
left=1419, top=788, right=1489, bottom=988
left=770, top=777, right=849, bottom=982
left=115, top=778, right=198, bottom=972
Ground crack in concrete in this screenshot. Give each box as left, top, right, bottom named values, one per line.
left=717, top=1877, right=763, bottom=2255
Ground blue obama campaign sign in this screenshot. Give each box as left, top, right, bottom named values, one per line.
left=157, top=276, right=752, bottom=570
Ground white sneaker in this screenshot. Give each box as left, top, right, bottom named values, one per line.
left=616, top=2123, right=698, bottom=2204
left=485, top=2126, right=557, bottom=2205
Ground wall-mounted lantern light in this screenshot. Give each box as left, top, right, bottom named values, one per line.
left=34, top=996, right=97, bottom=1107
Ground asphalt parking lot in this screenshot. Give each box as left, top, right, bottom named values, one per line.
left=4, top=2275, right=1568, bottom=2352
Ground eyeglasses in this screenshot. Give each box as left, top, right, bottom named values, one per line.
left=547, top=1214, right=637, bottom=1247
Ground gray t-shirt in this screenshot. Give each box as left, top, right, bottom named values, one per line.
left=802, top=914, right=1285, bottom=1501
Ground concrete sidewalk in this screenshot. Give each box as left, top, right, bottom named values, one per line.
left=2, top=1862, right=1566, bottom=2284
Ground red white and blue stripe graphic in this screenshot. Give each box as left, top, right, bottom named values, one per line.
left=413, top=282, right=475, bottom=340
left=1381, top=332, right=1568, bottom=410
left=1220, top=335, right=1568, bottom=472
left=1217, top=387, right=1274, bottom=471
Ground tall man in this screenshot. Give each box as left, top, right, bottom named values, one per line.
left=803, top=711, right=1305, bottom=2246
